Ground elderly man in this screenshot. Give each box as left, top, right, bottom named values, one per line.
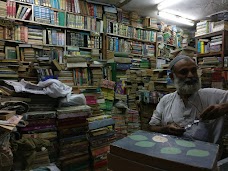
left=149, top=55, right=228, bottom=144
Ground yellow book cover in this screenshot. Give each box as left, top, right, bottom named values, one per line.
left=200, top=41, right=205, bottom=54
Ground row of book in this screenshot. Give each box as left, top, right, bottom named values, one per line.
left=67, top=14, right=103, bottom=33
left=197, top=35, right=223, bottom=54
left=6, top=0, right=103, bottom=17
left=106, top=19, right=157, bottom=42
left=107, top=38, right=155, bottom=57
left=1, top=24, right=103, bottom=48
left=66, top=31, right=102, bottom=49
left=5, top=1, right=103, bottom=28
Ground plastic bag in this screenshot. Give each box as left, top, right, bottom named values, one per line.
left=59, top=94, right=86, bottom=107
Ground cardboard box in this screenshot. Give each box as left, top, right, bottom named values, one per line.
left=109, top=130, right=219, bottom=171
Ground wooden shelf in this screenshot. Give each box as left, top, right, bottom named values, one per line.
left=6, top=17, right=66, bottom=28
left=66, top=11, right=102, bottom=19
left=79, top=47, right=101, bottom=50
left=106, top=33, right=156, bottom=43
left=197, top=52, right=222, bottom=57
left=106, top=33, right=129, bottom=39
left=130, top=38, right=155, bottom=43
left=0, top=39, right=24, bottom=44
left=195, top=30, right=224, bottom=39
left=66, top=26, right=91, bottom=32
left=43, top=44, right=65, bottom=48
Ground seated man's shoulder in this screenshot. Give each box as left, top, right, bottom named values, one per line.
left=160, top=92, right=176, bottom=103
left=199, top=88, right=227, bottom=94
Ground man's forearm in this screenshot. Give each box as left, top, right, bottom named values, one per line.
left=149, top=125, right=168, bottom=134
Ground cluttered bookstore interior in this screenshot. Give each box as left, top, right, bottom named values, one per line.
left=0, top=0, right=228, bottom=170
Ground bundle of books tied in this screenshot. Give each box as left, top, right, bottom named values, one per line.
left=0, top=110, right=23, bottom=131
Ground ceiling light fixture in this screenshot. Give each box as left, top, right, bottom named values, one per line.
left=157, top=0, right=182, bottom=10
left=158, top=11, right=195, bottom=26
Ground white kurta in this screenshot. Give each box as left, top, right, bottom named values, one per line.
left=149, top=88, right=228, bottom=143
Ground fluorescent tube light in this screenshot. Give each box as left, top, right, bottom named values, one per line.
left=158, top=11, right=194, bottom=26
left=157, top=0, right=182, bottom=10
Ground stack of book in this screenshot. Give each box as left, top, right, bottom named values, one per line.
left=56, top=70, right=74, bottom=87
left=0, top=59, right=19, bottom=82
left=200, top=68, right=212, bottom=88
left=211, top=68, right=223, bottom=89
left=198, top=56, right=221, bottom=68
left=100, top=79, right=115, bottom=115
left=81, top=87, right=104, bottom=116
left=111, top=107, right=127, bottom=140
left=27, top=94, right=59, bottom=112
left=56, top=105, right=91, bottom=171
left=27, top=26, right=43, bottom=45
left=20, top=110, right=57, bottom=163
left=90, top=67, right=103, bottom=86
left=0, top=1, right=6, bottom=17
left=195, top=20, right=213, bottom=37
left=117, top=9, right=130, bottom=25
left=87, top=114, right=115, bottom=171
left=210, top=35, right=222, bottom=52
left=125, top=109, right=140, bottom=134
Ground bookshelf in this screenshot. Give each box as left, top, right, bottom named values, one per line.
left=0, top=0, right=105, bottom=85
left=195, top=30, right=228, bottom=68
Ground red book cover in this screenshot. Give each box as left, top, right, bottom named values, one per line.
left=13, top=1, right=16, bottom=18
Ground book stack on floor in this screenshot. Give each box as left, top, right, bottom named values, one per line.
left=27, top=94, right=59, bottom=112
left=100, top=79, right=115, bottom=115
left=20, top=110, right=58, bottom=163
left=56, top=70, right=74, bottom=87
left=0, top=59, right=19, bottom=82
left=25, top=94, right=59, bottom=162
left=29, top=149, right=51, bottom=169
left=81, top=87, right=104, bottom=116
left=56, top=105, right=91, bottom=171
left=111, top=107, right=127, bottom=140
left=87, top=114, right=115, bottom=171
left=90, top=67, right=103, bottom=86
left=125, top=109, right=140, bottom=134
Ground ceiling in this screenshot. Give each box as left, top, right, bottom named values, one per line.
left=89, top=0, right=228, bottom=29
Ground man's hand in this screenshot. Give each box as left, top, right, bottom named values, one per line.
left=166, top=122, right=186, bottom=136
left=200, top=103, right=228, bottom=120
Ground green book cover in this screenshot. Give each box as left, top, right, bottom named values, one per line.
left=58, top=12, right=65, bottom=26
left=5, top=47, right=17, bottom=59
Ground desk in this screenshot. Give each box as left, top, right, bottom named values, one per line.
left=108, top=130, right=219, bottom=171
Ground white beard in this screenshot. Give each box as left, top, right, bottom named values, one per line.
left=173, top=74, right=201, bottom=95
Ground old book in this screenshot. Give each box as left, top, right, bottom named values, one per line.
left=52, top=59, right=62, bottom=71
left=0, top=110, right=15, bottom=120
